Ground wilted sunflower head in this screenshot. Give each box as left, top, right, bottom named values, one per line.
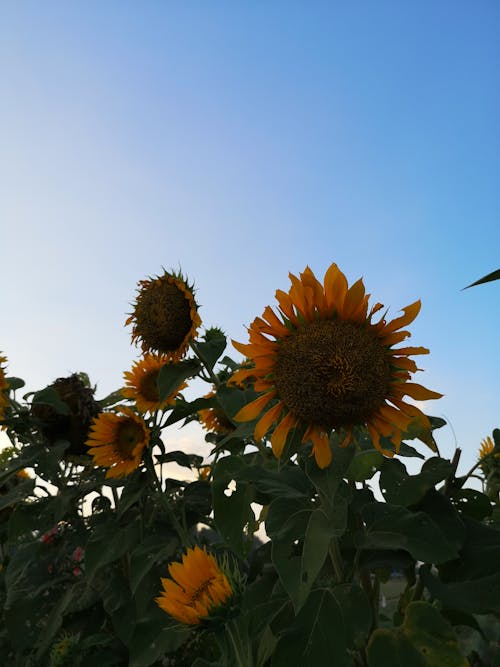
left=155, top=546, right=233, bottom=625
left=122, top=354, right=187, bottom=413
left=126, top=270, right=201, bottom=361
left=31, top=374, right=100, bottom=457
left=86, top=407, right=150, bottom=479
left=231, top=263, right=442, bottom=468
left=0, top=354, right=10, bottom=423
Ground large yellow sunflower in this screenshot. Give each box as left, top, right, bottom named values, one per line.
left=86, top=407, right=150, bottom=478
left=0, top=354, right=9, bottom=423
left=231, top=263, right=442, bottom=468
left=155, top=546, right=232, bottom=625
left=122, top=354, right=187, bottom=413
left=126, top=271, right=201, bottom=362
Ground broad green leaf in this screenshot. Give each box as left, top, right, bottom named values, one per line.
left=235, top=462, right=311, bottom=499
left=157, top=359, right=201, bottom=403
left=155, top=450, right=203, bottom=468
left=212, top=456, right=255, bottom=557
left=85, top=519, right=141, bottom=577
left=449, top=488, right=492, bottom=520
left=98, top=388, right=124, bottom=408
left=5, top=376, right=25, bottom=391
left=129, top=533, right=178, bottom=594
left=271, top=588, right=352, bottom=667
left=31, top=386, right=70, bottom=415
left=193, top=334, right=227, bottom=370
left=128, top=606, right=188, bottom=667
left=346, top=450, right=384, bottom=482
left=368, top=602, right=468, bottom=667
left=0, top=477, right=35, bottom=510
left=266, top=496, right=312, bottom=611
left=362, top=502, right=459, bottom=563
left=331, top=584, right=372, bottom=649
left=116, top=471, right=149, bottom=518
left=34, top=585, right=77, bottom=660
left=415, top=490, right=465, bottom=553
left=380, top=457, right=452, bottom=507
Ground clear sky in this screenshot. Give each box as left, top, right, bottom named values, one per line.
left=1, top=2, right=499, bottom=474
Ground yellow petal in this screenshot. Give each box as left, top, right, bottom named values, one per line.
left=270, top=413, right=296, bottom=458
left=234, top=392, right=276, bottom=422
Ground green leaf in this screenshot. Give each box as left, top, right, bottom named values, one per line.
left=235, top=462, right=311, bottom=499
left=98, top=388, right=124, bottom=408
left=116, top=471, right=148, bottom=518
left=35, top=585, right=77, bottom=660
left=346, top=450, right=384, bottom=482
left=332, top=584, right=372, bottom=649
left=422, top=517, right=500, bottom=614
left=271, top=588, right=352, bottom=667
left=194, top=334, right=227, bottom=370
left=85, top=519, right=141, bottom=577
left=0, top=477, right=35, bottom=510
left=415, top=490, right=465, bottom=553
left=212, top=456, right=255, bottom=557
left=5, top=376, right=25, bottom=391
left=183, top=480, right=212, bottom=516
left=128, top=607, right=189, bottom=667
left=157, top=359, right=201, bottom=403
left=450, top=488, right=492, bottom=520
left=129, top=534, right=178, bottom=594
left=163, top=396, right=212, bottom=426
left=266, top=496, right=311, bottom=611
left=305, top=436, right=355, bottom=500
left=155, top=450, right=203, bottom=468
left=31, top=386, right=70, bottom=415
left=368, top=602, right=468, bottom=667
left=362, top=502, right=459, bottom=563
left=463, top=268, right=500, bottom=289
left=379, top=457, right=452, bottom=507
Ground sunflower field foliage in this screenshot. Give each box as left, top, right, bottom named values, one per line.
left=1, top=265, right=500, bottom=667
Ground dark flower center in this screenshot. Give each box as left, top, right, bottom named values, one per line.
left=116, top=420, right=145, bottom=457
left=139, top=369, right=160, bottom=402
left=135, top=279, right=193, bottom=354
left=273, top=319, right=391, bottom=428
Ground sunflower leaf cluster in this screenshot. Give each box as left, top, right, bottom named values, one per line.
left=0, top=266, right=499, bottom=666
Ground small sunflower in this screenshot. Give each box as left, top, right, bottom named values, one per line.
left=155, top=546, right=233, bottom=625
left=122, top=354, right=187, bottom=413
left=0, top=354, right=10, bottom=422
left=86, top=407, right=150, bottom=478
left=231, top=263, right=442, bottom=468
left=478, top=436, right=500, bottom=469
left=198, top=390, right=234, bottom=436
left=126, top=270, right=201, bottom=361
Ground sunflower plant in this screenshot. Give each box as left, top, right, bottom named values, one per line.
left=1, top=265, right=500, bottom=667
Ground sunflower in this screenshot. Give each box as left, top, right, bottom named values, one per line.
left=0, top=354, right=10, bottom=422
left=198, top=390, right=234, bottom=436
left=155, top=546, right=232, bottom=625
left=122, top=354, right=187, bottom=413
left=126, top=270, right=201, bottom=361
left=231, top=263, right=442, bottom=468
left=86, top=407, right=150, bottom=478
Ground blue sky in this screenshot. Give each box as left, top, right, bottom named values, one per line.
left=1, top=2, right=499, bottom=473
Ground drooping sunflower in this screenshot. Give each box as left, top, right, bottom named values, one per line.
left=31, top=374, right=100, bottom=456
left=478, top=435, right=500, bottom=470
left=126, top=270, right=201, bottom=361
left=122, top=354, right=187, bottom=413
left=86, top=407, right=150, bottom=478
left=155, top=546, right=233, bottom=625
left=0, top=354, right=10, bottom=423
left=231, top=263, right=442, bottom=468
left=198, top=390, right=234, bottom=436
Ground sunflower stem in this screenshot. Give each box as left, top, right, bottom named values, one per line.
left=145, top=450, right=188, bottom=543
left=223, top=619, right=253, bottom=667
left=328, top=538, right=344, bottom=582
